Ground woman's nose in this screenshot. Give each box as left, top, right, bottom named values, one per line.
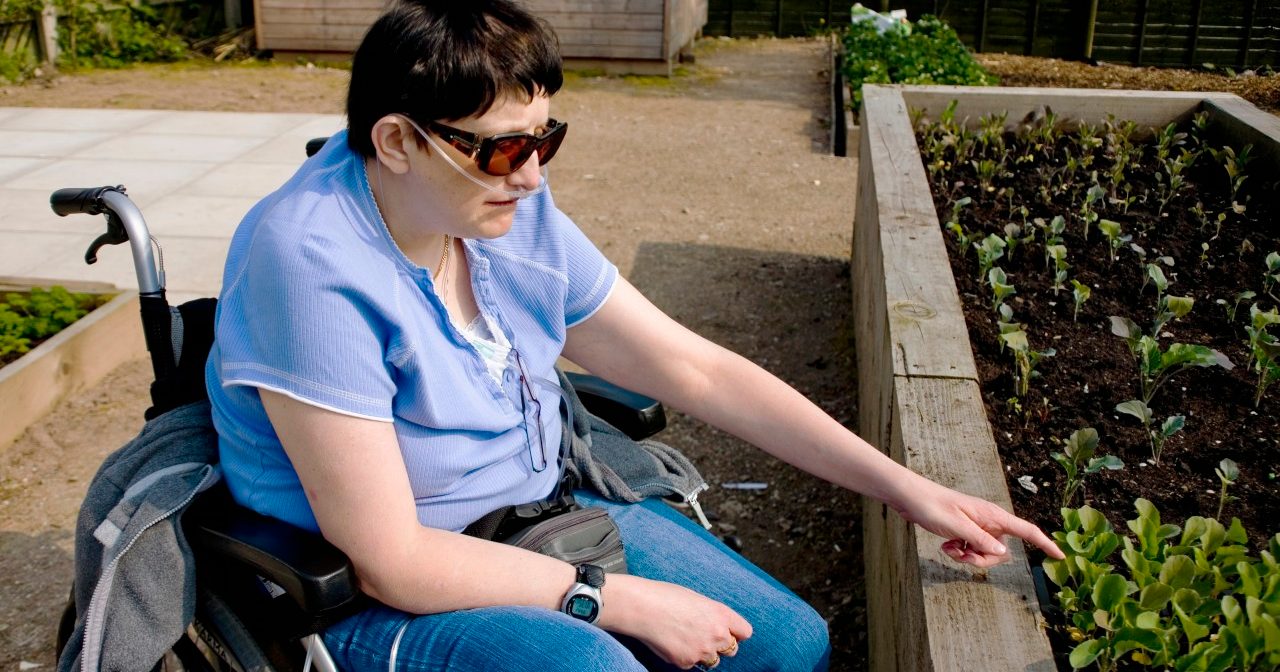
left=505, top=151, right=543, bottom=190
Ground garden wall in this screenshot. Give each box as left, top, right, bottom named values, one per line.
left=852, top=83, right=1280, bottom=671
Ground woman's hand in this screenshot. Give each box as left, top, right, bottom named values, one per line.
left=600, top=575, right=751, bottom=670
left=892, top=477, right=1065, bottom=568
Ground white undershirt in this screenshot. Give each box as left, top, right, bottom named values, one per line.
left=457, top=311, right=512, bottom=385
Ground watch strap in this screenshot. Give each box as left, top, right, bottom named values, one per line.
left=577, top=563, right=605, bottom=588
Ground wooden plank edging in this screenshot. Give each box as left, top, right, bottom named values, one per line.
left=0, top=290, right=144, bottom=450
left=853, top=84, right=1280, bottom=671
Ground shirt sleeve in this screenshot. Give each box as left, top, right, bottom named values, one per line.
left=215, top=216, right=397, bottom=421
left=555, top=206, right=618, bottom=328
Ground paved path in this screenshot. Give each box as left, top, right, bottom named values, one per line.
left=0, top=109, right=343, bottom=299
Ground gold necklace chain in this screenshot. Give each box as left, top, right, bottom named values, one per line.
left=435, top=234, right=452, bottom=306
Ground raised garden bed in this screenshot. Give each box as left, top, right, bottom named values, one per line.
left=0, top=278, right=143, bottom=449
left=852, top=84, right=1280, bottom=671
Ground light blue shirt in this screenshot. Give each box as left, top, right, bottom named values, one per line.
left=206, top=131, right=618, bottom=533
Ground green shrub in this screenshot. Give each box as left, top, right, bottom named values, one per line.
left=0, top=287, right=106, bottom=362
left=55, top=0, right=188, bottom=68
left=839, top=14, right=995, bottom=110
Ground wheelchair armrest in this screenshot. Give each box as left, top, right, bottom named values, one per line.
left=185, top=485, right=363, bottom=631
left=564, top=372, right=666, bottom=440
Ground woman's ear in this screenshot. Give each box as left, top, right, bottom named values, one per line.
left=369, top=115, right=418, bottom=175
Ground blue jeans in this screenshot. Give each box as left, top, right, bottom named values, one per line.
left=322, top=492, right=831, bottom=671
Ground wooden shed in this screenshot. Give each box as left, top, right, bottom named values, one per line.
left=254, top=0, right=708, bottom=74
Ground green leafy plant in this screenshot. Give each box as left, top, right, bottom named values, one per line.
left=1097, top=219, right=1129, bottom=265
left=1071, top=279, right=1092, bottom=322
left=944, top=197, right=975, bottom=255
left=1245, top=304, right=1280, bottom=406
left=840, top=15, right=995, bottom=110
left=976, top=234, right=1006, bottom=284
left=1048, top=244, right=1069, bottom=294
left=55, top=0, right=189, bottom=68
left=1218, top=290, right=1256, bottom=322
left=1115, top=399, right=1185, bottom=465
left=0, top=287, right=103, bottom=361
left=1000, top=327, right=1055, bottom=398
left=1080, top=183, right=1106, bottom=240
left=1215, top=459, right=1239, bottom=521
left=1265, top=251, right=1280, bottom=300
left=1043, top=500, right=1280, bottom=672
left=1109, top=318, right=1233, bottom=406
left=988, top=267, right=1015, bottom=313
left=1051, top=427, right=1123, bottom=507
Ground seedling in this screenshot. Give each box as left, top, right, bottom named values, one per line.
left=1219, top=290, right=1255, bottom=322
left=975, top=234, right=1006, bottom=284
left=1096, top=219, right=1128, bottom=265
left=1050, top=427, right=1123, bottom=506
left=1109, top=318, right=1232, bottom=406
left=1079, top=183, right=1105, bottom=240
left=1152, top=294, right=1195, bottom=339
left=1115, top=399, right=1184, bottom=464
left=1143, top=263, right=1169, bottom=303
left=988, top=267, right=1016, bottom=313
left=1214, top=459, right=1239, bottom=521
left=1245, top=304, right=1280, bottom=406
left=945, top=197, right=976, bottom=256
left=1264, top=251, right=1280, bottom=299
left=1070, top=279, right=1091, bottom=322
left=971, top=158, right=999, bottom=192
left=1000, top=327, right=1055, bottom=398
left=1208, top=144, right=1254, bottom=206
left=1046, top=244, right=1069, bottom=294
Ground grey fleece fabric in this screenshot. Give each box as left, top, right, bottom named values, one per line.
left=557, top=371, right=709, bottom=505
left=59, top=401, right=219, bottom=672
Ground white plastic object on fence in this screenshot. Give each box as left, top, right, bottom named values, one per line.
left=850, top=3, right=910, bottom=35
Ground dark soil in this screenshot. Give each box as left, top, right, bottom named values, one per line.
left=917, top=114, right=1280, bottom=550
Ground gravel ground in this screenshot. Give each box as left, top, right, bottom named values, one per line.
left=0, top=37, right=869, bottom=670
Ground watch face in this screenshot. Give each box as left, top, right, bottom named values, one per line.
left=566, top=594, right=599, bottom=622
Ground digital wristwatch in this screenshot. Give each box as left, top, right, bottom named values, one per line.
left=560, top=564, right=605, bottom=624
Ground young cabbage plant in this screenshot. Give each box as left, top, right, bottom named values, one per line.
left=1050, top=427, right=1123, bottom=507
left=1152, top=294, right=1195, bottom=339
left=1080, top=183, right=1105, bottom=240
left=1097, top=219, right=1129, bottom=265
left=1218, top=290, right=1256, bottom=322
left=1070, top=279, right=1091, bottom=322
left=1116, top=399, right=1184, bottom=465
left=1040, top=216, right=1067, bottom=267
left=1264, top=251, right=1280, bottom=299
left=975, top=234, right=1006, bottom=285
left=1109, top=318, right=1233, bottom=405
left=1214, top=459, right=1239, bottom=521
left=1047, top=244, right=1069, bottom=295
left=1000, top=327, right=1055, bottom=398
left=1245, top=304, right=1280, bottom=406
left=1144, top=263, right=1169, bottom=304
left=988, top=267, right=1016, bottom=313
left=1207, top=143, right=1254, bottom=207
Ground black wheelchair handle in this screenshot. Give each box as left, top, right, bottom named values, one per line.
left=49, top=185, right=124, bottom=217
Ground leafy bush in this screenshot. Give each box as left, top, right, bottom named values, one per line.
left=1043, top=500, right=1280, bottom=671
left=55, top=0, right=189, bottom=68
left=839, top=14, right=995, bottom=110
left=0, top=287, right=106, bottom=362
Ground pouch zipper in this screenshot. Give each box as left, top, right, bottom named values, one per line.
left=521, top=507, right=609, bottom=550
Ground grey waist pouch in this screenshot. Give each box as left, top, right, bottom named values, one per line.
left=502, top=506, right=628, bottom=574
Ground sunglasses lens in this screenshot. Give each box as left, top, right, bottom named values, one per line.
left=483, top=137, right=536, bottom=176
left=535, top=125, right=566, bottom=166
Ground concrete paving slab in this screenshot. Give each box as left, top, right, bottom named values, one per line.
left=141, top=194, right=260, bottom=237
left=0, top=187, right=106, bottom=235
left=0, top=130, right=112, bottom=158
left=236, top=133, right=329, bottom=163
left=0, top=231, right=89, bottom=277
left=1, top=107, right=164, bottom=132
left=141, top=111, right=321, bottom=137
left=0, top=159, right=53, bottom=184
left=5, top=158, right=214, bottom=207
left=276, top=115, right=346, bottom=139
left=72, top=134, right=270, bottom=163
left=176, top=161, right=299, bottom=199
left=33, top=233, right=231, bottom=296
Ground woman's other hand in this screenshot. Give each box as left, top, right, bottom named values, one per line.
left=892, top=477, right=1065, bottom=568
left=600, top=575, right=751, bottom=670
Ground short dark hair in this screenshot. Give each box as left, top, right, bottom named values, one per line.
left=346, top=0, right=564, bottom=157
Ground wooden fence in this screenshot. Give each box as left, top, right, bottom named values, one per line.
left=706, top=0, right=1280, bottom=68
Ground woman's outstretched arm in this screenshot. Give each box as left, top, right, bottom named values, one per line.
left=563, top=277, right=1064, bottom=567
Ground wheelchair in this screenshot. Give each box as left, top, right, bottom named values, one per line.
left=49, top=138, right=668, bottom=671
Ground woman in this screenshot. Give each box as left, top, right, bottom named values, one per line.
left=206, top=1, right=1063, bottom=670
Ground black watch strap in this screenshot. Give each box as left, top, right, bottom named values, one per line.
left=577, top=563, right=605, bottom=588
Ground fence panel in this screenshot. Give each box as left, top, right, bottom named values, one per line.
left=709, top=0, right=1279, bottom=68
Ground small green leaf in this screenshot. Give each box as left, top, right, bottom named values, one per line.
left=1139, top=582, right=1174, bottom=611
left=1135, top=609, right=1162, bottom=629
left=1164, top=295, right=1195, bottom=319
left=1110, top=316, right=1142, bottom=340
left=1238, top=562, right=1262, bottom=598
left=1079, top=506, right=1110, bottom=534
left=1161, top=556, right=1195, bottom=589
left=1161, top=415, right=1186, bottom=436
left=1069, top=639, right=1106, bottom=669
left=1044, top=558, right=1071, bottom=587
left=1116, top=400, right=1152, bottom=424
left=1093, top=573, right=1129, bottom=611
left=1218, top=459, right=1239, bottom=481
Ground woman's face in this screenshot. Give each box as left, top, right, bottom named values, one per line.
left=400, top=92, right=552, bottom=241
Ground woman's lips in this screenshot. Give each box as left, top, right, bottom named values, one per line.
left=486, top=199, right=517, bottom=207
